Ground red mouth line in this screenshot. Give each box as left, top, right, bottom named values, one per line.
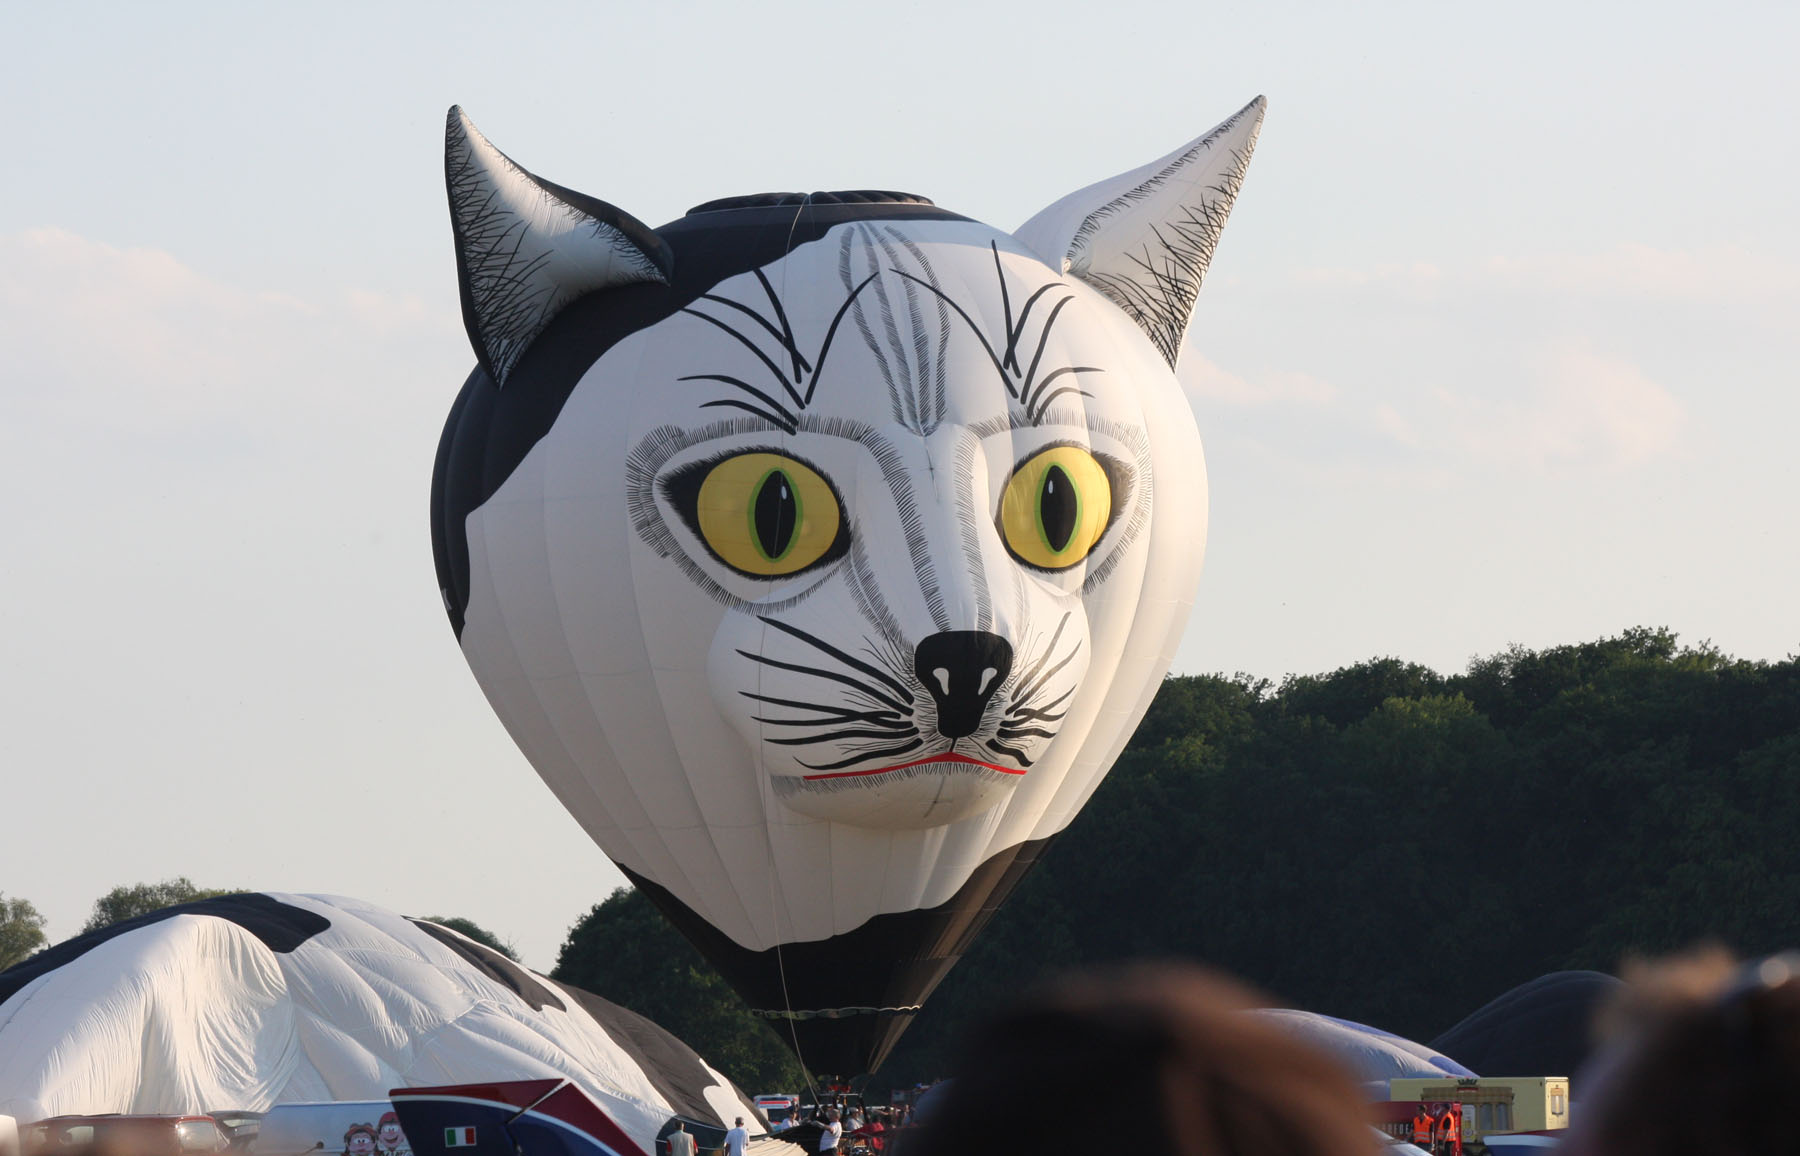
left=802, top=751, right=1026, bottom=781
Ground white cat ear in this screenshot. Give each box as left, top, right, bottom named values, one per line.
left=1013, top=97, right=1265, bottom=369
left=445, top=106, right=672, bottom=386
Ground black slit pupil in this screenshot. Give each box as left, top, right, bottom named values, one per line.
left=1040, top=465, right=1077, bottom=553
left=754, top=471, right=797, bottom=559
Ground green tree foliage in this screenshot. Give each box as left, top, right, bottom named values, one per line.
left=0, top=893, right=48, bottom=970
left=422, top=916, right=519, bottom=960
left=553, top=888, right=806, bottom=1093
left=82, top=878, right=237, bottom=933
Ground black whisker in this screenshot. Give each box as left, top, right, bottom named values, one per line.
left=753, top=713, right=912, bottom=729
left=753, top=268, right=813, bottom=380
left=1027, top=387, right=1093, bottom=424
left=681, top=306, right=804, bottom=409
left=757, top=615, right=914, bottom=703
left=996, top=725, right=1057, bottom=741
left=683, top=374, right=799, bottom=424
left=740, top=691, right=911, bottom=722
left=1022, top=365, right=1104, bottom=417
left=696, top=292, right=802, bottom=374
left=799, top=738, right=926, bottom=772
left=991, top=242, right=1015, bottom=371
left=736, top=650, right=912, bottom=715
left=805, top=271, right=881, bottom=406
left=1005, top=283, right=1064, bottom=374
left=769, top=727, right=921, bottom=748
left=1006, top=686, right=1073, bottom=723
left=1014, top=638, right=1083, bottom=709
left=1012, top=613, right=1072, bottom=702
left=893, top=271, right=1015, bottom=399
left=984, top=738, right=1035, bottom=767
left=1021, top=294, right=1077, bottom=396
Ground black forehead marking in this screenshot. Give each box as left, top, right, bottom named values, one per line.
left=432, top=200, right=970, bottom=637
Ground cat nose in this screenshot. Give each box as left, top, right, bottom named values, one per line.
left=913, top=631, right=1014, bottom=739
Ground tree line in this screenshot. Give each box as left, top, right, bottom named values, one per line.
left=10, top=628, right=1798, bottom=1095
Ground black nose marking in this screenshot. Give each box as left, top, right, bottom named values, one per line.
left=913, top=631, right=1014, bottom=739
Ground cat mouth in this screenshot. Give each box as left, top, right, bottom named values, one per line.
left=799, top=751, right=1026, bottom=782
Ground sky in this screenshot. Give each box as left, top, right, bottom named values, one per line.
left=2, top=1, right=1795, bottom=971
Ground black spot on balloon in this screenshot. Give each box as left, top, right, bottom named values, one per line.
left=754, top=471, right=797, bottom=560
left=1040, top=465, right=1077, bottom=553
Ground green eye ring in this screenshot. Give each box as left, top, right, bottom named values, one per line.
left=672, top=451, right=846, bottom=578
left=999, top=445, right=1113, bottom=571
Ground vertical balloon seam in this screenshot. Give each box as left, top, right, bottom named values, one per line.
left=748, top=602, right=817, bottom=1086
left=614, top=336, right=764, bottom=938
left=518, top=486, right=705, bottom=900
left=471, top=502, right=692, bottom=887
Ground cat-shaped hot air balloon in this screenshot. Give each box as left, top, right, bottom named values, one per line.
left=431, top=100, right=1263, bottom=1074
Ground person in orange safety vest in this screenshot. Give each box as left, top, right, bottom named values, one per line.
left=1411, top=1104, right=1433, bottom=1148
left=1436, top=1104, right=1461, bottom=1156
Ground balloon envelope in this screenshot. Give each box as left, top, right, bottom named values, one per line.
left=432, top=102, right=1263, bottom=1073
left=0, top=893, right=759, bottom=1150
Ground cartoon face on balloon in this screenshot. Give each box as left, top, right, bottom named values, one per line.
left=621, top=228, right=1167, bottom=828
left=433, top=101, right=1261, bottom=960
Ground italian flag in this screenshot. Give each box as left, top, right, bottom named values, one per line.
left=444, top=1127, right=478, bottom=1148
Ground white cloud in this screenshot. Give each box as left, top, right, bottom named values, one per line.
left=1483, top=244, right=1800, bottom=302
left=1289, top=243, right=1799, bottom=306
left=1427, top=346, right=1686, bottom=469
left=1180, top=353, right=1339, bottom=407
left=1291, top=261, right=1443, bottom=291
left=0, top=228, right=462, bottom=434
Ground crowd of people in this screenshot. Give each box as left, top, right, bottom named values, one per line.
left=764, top=1100, right=910, bottom=1154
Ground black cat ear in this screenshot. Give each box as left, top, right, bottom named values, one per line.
left=445, top=107, right=673, bottom=386
left=1013, top=97, right=1265, bottom=369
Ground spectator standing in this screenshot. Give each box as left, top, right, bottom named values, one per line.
left=1434, top=1105, right=1458, bottom=1156
left=905, top=963, right=1375, bottom=1156
left=856, top=1112, right=887, bottom=1154
left=724, top=1118, right=748, bottom=1156
left=667, top=1123, right=697, bottom=1156
left=1565, top=947, right=1800, bottom=1156
left=819, top=1109, right=843, bottom=1156
left=1410, top=1104, right=1432, bottom=1149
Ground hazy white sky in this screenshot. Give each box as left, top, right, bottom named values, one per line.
left=3, top=1, right=1795, bottom=970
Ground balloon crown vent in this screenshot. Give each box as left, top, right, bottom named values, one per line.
left=686, top=190, right=935, bottom=215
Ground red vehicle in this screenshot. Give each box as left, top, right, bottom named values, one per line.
left=22, top=1115, right=231, bottom=1156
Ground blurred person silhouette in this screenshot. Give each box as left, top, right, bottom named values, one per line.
left=1565, top=946, right=1800, bottom=1156
left=906, top=962, right=1376, bottom=1156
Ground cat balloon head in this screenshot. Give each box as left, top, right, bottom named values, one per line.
left=432, top=102, right=1261, bottom=873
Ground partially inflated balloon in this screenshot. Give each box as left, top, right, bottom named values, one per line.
left=431, top=102, right=1263, bottom=1074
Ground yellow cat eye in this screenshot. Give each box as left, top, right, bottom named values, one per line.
left=694, top=452, right=843, bottom=577
left=999, top=446, right=1113, bottom=570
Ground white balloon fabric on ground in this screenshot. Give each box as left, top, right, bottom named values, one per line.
left=1252, top=1008, right=1476, bottom=1094
left=0, top=893, right=759, bottom=1152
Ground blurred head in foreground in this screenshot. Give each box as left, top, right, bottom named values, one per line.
left=908, top=963, right=1376, bottom=1156
left=1567, top=946, right=1800, bottom=1156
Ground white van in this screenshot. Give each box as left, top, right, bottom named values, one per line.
left=253, top=1102, right=408, bottom=1156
